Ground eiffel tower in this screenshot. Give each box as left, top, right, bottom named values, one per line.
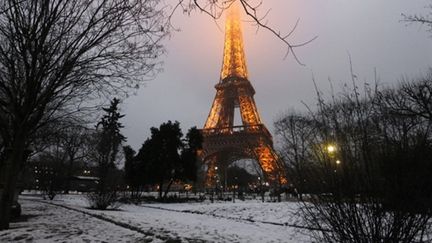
left=200, top=5, right=286, bottom=188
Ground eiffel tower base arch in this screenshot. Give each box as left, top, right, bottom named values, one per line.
left=199, top=125, right=287, bottom=190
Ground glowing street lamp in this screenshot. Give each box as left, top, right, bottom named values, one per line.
left=326, top=145, right=336, bottom=153
left=336, top=160, right=341, bottom=165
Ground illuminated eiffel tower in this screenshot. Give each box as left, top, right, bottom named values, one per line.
left=200, top=5, right=286, bottom=188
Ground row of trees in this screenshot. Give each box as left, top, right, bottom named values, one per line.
left=275, top=71, right=432, bottom=242
left=15, top=99, right=128, bottom=208
left=25, top=128, right=88, bottom=199
left=19, top=99, right=203, bottom=209
left=0, top=0, right=302, bottom=229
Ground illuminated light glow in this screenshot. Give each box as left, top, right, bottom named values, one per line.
left=336, top=160, right=341, bottom=165
left=327, top=145, right=336, bottom=153
left=220, top=4, right=248, bottom=80
left=204, top=90, right=224, bottom=129
left=254, top=141, right=288, bottom=185
left=239, top=94, right=262, bottom=125
left=204, top=5, right=262, bottom=130
left=184, top=184, right=193, bottom=191
left=205, top=157, right=218, bottom=187
left=201, top=3, right=287, bottom=188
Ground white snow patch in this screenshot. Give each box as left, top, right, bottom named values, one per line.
left=51, top=194, right=311, bottom=242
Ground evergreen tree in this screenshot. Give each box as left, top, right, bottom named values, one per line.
left=123, top=145, right=142, bottom=197
left=180, top=127, right=203, bottom=182
left=136, top=122, right=202, bottom=200
left=146, top=121, right=183, bottom=199
left=89, top=98, right=126, bottom=209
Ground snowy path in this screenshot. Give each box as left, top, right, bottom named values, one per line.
left=54, top=195, right=310, bottom=242
left=113, top=203, right=310, bottom=242
left=138, top=202, right=305, bottom=228
left=0, top=199, right=158, bottom=243
left=2, top=195, right=311, bottom=242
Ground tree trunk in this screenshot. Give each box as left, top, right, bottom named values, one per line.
left=97, top=162, right=108, bottom=195
left=277, top=181, right=282, bottom=202
left=158, top=181, right=163, bottom=199
left=163, top=179, right=174, bottom=199
left=0, top=140, right=26, bottom=230
left=64, top=155, right=75, bottom=194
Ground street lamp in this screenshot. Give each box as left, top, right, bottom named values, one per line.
left=336, top=160, right=341, bottom=165
left=327, top=145, right=336, bottom=153
left=214, top=166, right=219, bottom=199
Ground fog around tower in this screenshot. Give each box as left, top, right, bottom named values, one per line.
left=122, top=0, right=432, bottom=150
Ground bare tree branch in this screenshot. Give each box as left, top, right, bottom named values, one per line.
left=173, top=0, right=316, bottom=65
left=402, top=3, right=432, bottom=34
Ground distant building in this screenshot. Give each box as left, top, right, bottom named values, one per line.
left=22, top=160, right=100, bottom=192
left=69, top=176, right=99, bottom=192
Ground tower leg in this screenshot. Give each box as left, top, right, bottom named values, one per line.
left=254, top=142, right=287, bottom=186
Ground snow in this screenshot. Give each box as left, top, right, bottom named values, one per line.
left=0, top=197, right=156, bottom=242
left=143, top=201, right=302, bottom=226
left=0, top=194, right=311, bottom=242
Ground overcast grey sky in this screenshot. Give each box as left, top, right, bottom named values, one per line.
left=122, top=0, right=432, bottom=150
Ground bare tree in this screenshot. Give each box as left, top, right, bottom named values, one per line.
left=56, top=126, right=90, bottom=194
left=34, top=148, right=66, bottom=200
left=274, top=112, right=317, bottom=198
left=378, top=71, right=432, bottom=121
left=27, top=124, right=91, bottom=198
left=0, top=0, right=167, bottom=229
left=277, top=76, right=432, bottom=241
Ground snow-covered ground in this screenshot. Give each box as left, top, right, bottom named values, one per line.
left=143, top=201, right=302, bottom=226
left=0, top=198, right=156, bottom=242
left=0, top=194, right=311, bottom=242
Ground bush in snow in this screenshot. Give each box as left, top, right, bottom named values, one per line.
left=87, top=192, right=120, bottom=210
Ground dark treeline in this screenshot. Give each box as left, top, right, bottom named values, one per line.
left=19, top=99, right=129, bottom=210
left=275, top=71, right=432, bottom=242
left=123, top=121, right=202, bottom=200
left=20, top=103, right=203, bottom=209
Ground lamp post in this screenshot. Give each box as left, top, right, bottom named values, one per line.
left=325, top=143, right=341, bottom=172
left=214, top=166, right=219, bottom=199
left=233, top=176, right=238, bottom=203
left=258, top=176, right=265, bottom=202
left=224, top=166, right=227, bottom=193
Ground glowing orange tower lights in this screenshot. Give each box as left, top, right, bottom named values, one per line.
left=220, top=5, right=248, bottom=81
left=200, top=4, right=286, bottom=188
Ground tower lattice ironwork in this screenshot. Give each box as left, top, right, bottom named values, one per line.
left=200, top=5, right=286, bottom=187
